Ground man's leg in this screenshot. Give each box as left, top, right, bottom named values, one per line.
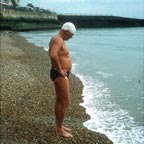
left=54, top=77, right=72, bottom=138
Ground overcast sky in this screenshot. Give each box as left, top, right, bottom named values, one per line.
left=20, top=0, right=144, bottom=19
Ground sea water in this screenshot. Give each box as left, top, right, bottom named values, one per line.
left=21, top=27, right=144, bottom=144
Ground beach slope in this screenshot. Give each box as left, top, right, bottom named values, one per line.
left=0, top=31, right=113, bottom=144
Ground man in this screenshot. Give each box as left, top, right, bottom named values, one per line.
left=49, top=22, right=76, bottom=138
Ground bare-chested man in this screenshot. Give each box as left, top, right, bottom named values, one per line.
left=48, top=22, right=76, bottom=138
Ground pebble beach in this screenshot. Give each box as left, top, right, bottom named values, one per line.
left=0, top=31, right=113, bottom=144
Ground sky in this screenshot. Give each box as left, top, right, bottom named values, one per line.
left=20, top=0, right=144, bottom=19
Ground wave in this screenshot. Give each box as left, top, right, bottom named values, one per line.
left=96, top=71, right=113, bottom=78
left=72, top=64, right=144, bottom=144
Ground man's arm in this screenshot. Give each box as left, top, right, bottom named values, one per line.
left=49, top=38, right=66, bottom=76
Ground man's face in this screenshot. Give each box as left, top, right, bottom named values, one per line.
left=65, top=31, right=74, bottom=40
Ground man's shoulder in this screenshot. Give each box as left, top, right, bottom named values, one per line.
left=49, top=35, right=64, bottom=49
left=51, top=35, right=63, bottom=44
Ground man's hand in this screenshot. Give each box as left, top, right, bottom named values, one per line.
left=59, top=70, right=67, bottom=77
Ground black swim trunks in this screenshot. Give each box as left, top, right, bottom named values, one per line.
left=50, top=67, right=70, bottom=81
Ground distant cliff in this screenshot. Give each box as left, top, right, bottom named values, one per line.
left=0, top=7, right=61, bottom=30
left=58, top=15, right=144, bottom=28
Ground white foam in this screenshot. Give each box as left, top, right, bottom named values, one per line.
left=72, top=68, right=144, bottom=144
left=96, top=71, right=113, bottom=78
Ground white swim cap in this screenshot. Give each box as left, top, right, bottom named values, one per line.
left=61, top=22, right=76, bottom=34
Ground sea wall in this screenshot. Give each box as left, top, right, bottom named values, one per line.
left=0, top=7, right=61, bottom=30
left=58, top=15, right=144, bottom=28
left=1, top=7, right=144, bottom=30
left=1, top=8, right=58, bottom=20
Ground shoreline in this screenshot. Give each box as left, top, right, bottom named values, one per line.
left=0, top=31, right=113, bottom=144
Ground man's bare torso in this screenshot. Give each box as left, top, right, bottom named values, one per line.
left=49, top=35, right=72, bottom=71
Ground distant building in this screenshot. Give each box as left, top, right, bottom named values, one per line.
left=26, top=3, right=34, bottom=10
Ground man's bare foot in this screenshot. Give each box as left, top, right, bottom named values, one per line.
left=62, top=126, right=72, bottom=131
left=56, top=128, right=73, bottom=138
